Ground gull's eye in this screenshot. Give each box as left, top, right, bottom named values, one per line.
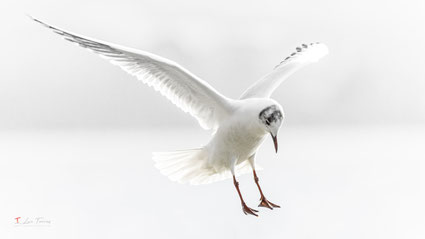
left=267, top=116, right=275, bottom=124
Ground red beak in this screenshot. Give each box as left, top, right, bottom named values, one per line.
left=271, top=133, right=278, bottom=153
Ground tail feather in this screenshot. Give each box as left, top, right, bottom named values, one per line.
left=153, top=148, right=207, bottom=185
left=153, top=148, right=256, bottom=185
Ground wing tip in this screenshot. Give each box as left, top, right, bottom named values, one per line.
left=274, top=42, right=329, bottom=69
left=27, top=14, right=52, bottom=30
left=25, top=13, right=34, bottom=21
left=27, top=14, right=40, bottom=24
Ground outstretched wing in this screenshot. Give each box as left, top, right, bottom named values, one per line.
left=31, top=17, right=234, bottom=130
left=240, top=42, right=328, bottom=99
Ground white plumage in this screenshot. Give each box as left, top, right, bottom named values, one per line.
left=32, top=16, right=328, bottom=215
left=240, top=42, right=329, bottom=99
left=31, top=17, right=233, bottom=131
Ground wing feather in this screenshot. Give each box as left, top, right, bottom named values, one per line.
left=32, top=17, right=234, bottom=130
left=240, top=42, right=328, bottom=99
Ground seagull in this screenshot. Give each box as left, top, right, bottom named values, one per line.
left=31, top=16, right=328, bottom=216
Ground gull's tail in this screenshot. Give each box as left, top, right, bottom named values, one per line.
left=153, top=148, right=253, bottom=185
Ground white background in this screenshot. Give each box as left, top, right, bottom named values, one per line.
left=1, top=0, right=424, bottom=238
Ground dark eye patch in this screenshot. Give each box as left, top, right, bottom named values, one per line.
left=259, top=105, right=283, bottom=126
left=265, top=119, right=271, bottom=125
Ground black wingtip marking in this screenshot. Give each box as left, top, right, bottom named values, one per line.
left=273, top=42, right=321, bottom=69
left=32, top=17, right=44, bottom=26
left=30, top=16, right=58, bottom=32
left=29, top=16, right=123, bottom=56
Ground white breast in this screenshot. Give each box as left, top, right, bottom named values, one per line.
left=205, top=115, right=267, bottom=171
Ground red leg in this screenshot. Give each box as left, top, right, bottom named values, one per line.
left=253, top=170, right=280, bottom=209
left=233, top=176, right=258, bottom=216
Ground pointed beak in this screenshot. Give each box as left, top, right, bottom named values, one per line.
left=270, top=133, right=278, bottom=153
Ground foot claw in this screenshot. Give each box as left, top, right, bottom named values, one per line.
left=258, top=197, right=280, bottom=210
left=242, top=203, right=259, bottom=216
left=250, top=208, right=259, bottom=212
left=268, top=200, right=280, bottom=208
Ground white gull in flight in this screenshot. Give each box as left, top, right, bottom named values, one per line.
left=31, top=16, right=328, bottom=216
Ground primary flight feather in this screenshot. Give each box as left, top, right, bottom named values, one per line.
left=31, top=16, right=328, bottom=216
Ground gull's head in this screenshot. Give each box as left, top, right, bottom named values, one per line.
left=258, top=105, right=284, bottom=153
